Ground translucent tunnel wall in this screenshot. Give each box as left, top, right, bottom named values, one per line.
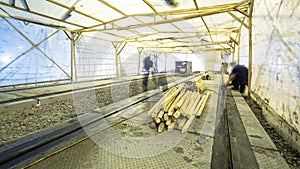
left=73, top=36, right=211, bottom=81
left=0, top=18, right=71, bottom=86
left=0, top=16, right=215, bottom=87
left=75, top=36, right=116, bottom=81
left=240, top=1, right=300, bottom=133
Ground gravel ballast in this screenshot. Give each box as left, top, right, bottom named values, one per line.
left=0, top=76, right=298, bottom=168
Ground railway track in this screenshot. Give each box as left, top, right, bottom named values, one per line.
left=0, top=75, right=194, bottom=168
left=0, top=73, right=171, bottom=105
left=1, top=74, right=287, bottom=169
left=0, top=89, right=163, bottom=168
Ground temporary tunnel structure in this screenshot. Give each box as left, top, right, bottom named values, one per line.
left=0, top=0, right=299, bottom=150
left=0, top=0, right=252, bottom=84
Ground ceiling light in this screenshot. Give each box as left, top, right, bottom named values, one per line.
left=161, top=0, right=181, bottom=8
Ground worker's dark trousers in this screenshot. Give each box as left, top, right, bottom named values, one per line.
left=142, top=73, right=149, bottom=91
left=232, top=79, right=246, bottom=93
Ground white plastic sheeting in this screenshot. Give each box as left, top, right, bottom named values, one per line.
left=0, top=18, right=71, bottom=86
left=238, top=0, right=300, bottom=132
left=0, top=0, right=249, bottom=53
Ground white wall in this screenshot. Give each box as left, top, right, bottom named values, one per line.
left=240, top=0, right=300, bottom=132
left=164, top=52, right=221, bottom=72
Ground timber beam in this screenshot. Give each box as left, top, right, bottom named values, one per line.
left=79, top=3, right=249, bottom=32
left=227, top=11, right=249, bottom=29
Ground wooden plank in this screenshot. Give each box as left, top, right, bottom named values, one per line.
left=192, top=95, right=203, bottom=116
left=211, top=111, right=232, bottom=168
left=154, top=116, right=161, bottom=123
left=158, top=122, right=165, bottom=133
left=167, top=121, right=176, bottom=131
left=176, top=90, right=191, bottom=109
left=248, top=0, right=254, bottom=96
left=148, top=89, right=174, bottom=116
left=181, top=115, right=196, bottom=133
left=150, top=107, right=160, bottom=118
left=173, top=109, right=181, bottom=118
left=165, top=119, right=172, bottom=126
left=186, top=94, right=201, bottom=118
left=182, top=92, right=197, bottom=116
left=196, top=92, right=210, bottom=117
left=181, top=91, right=194, bottom=116
left=164, top=97, right=176, bottom=112
left=178, top=118, right=187, bottom=130
left=186, top=93, right=201, bottom=115
left=157, top=110, right=164, bottom=118
left=163, top=85, right=184, bottom=107
left=226, top=90, right=259, bottom=169
left=167, top=88, right=187, bottom=115
left=163, top=113, right=169, bottom=121
left=150, top=121, right=156, bottom=129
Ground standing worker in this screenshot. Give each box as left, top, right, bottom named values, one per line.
left=142, top=56, right=153, bottom=91
left=226, top=64, right=248, bottom=94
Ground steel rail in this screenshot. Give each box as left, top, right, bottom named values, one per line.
left=0, top=75, right=195, bottom=168
left=0, top=73, right=169, bottom=104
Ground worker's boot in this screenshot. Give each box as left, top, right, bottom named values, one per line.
left=231, top=84, right=239, bottom=90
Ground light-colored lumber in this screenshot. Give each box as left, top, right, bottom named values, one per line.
left=196, top=92, right=210, bottom=117
left=176, top=91, right=191, bottom=109
left=199, top=85, right=205, bottom=92
left=181, top=92, right=197, bottom=116
left=186, top=94, right=201, bottom=118
left=157, top=110, right=164, bottom=118
left=164, top=97, right=176, bottom=112
left=167, top=88, right=187, bottom=116
left=173, top=109, right=181, bottom=118
left=155, top=116, right=161, bottom=123
left=150, top=121, right=156, bottom=129
left=148, top=87, right=176, bottom=116
left=163, top=113, right=169, bottom=121
left=166, top=119, right=172, bottom=126
left=158, top=122, right=165, bottom=133
left=192, top=96, right=204, bottom=117
left=171, top=116, right=176, bottom=122
left=167, top=121, right=176, bottom=131
left=151, top=107, right=161, bottom=118
left=149, top=74, right=210, bottom=133
left=180, top=91, right=193, bottom=116
left=182, top=115, right=196, bottom=133
left=186, top=92, right=200, bottom=114
left=178, top=118, right=187, bottom=130
left=164, top=85, right=184, bottom=108
left=176, top=118, right=182, bottom=125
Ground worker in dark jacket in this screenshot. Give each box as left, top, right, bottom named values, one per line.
left=227, top=65, right=248, bottom=93
left=142, top=56, right=153, bottom=91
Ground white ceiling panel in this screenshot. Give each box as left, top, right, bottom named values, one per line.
left=84, top=32, right=123, bottom=42
left=151, top=23, right=179, bottom=32
left=113, top=17, right=142, bottom=28
left=103, top=29, right=137, bottom=39
left=147, top=0, right=196, bottom=12
left=74, top=0, right=124, bottom=22
left=0, top=0, right=251, bottom=53
left=196, top=0, right=242, bottom=7
left=101, top=0, right=154, bottom=15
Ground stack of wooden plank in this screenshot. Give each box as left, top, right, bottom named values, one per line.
left=194, top=73, right=206, bottom=92
left=149, top=74, right=210, bottom=133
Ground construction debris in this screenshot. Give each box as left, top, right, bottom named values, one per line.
left=149, top=73, right=210, bottom=133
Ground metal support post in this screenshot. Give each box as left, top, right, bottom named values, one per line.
left=248, top=0, right=254, bottom=96
left=112, top=42, right=127, bottom=77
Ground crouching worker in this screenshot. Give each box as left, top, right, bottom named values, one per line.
left=226, top=65, right=248, bottom=94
